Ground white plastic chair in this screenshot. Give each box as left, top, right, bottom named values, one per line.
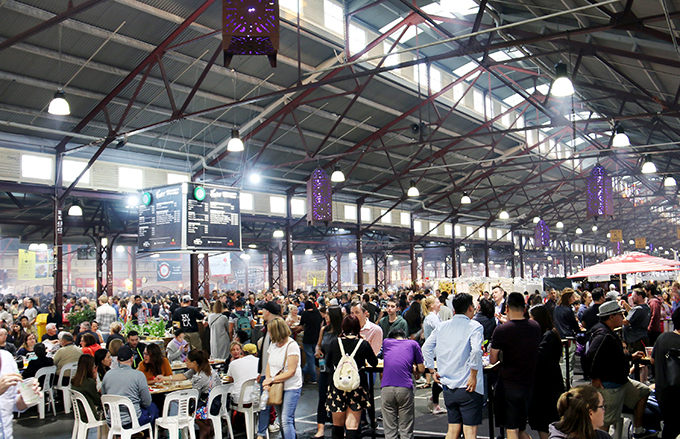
left=69, top=389, right=107, bottom=439
left=56, top=361, right=79, bottom=414
left=230, top=379, right=258, bottom=439
left=101, top=394, right=154, bottom=439
left=35, top=365, right=57, bottom=419
left=154, top=388, right=198, bottom=439
left=206, top=384, right=233, bottom=439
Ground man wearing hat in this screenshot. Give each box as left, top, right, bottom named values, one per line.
left=172, top=294, right=205, bottom=351
left=256, top=301, right=281, bottom=438
left=584, top=301, right=653, bottom=438
left=102, top=346, right=159, bottom=427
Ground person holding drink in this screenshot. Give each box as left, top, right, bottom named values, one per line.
left=0, top=348, right=41, bottom=439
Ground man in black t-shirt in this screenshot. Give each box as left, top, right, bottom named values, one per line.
left=131, top=295, right=144, bottom=324
left=172, top=295, right=205, bottom=351
left=581, top=288, right=606, bottom=331
left=490, top=292, right=542, bottom=439
left=299, top=301, right=323, bottom=383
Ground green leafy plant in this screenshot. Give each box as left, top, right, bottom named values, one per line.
left=121, top=318, right=167, bottom=338
left=67, top=307, right=96, bottom=328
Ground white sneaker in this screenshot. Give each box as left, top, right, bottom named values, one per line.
left=269, top=424, right=280, bottom=433
left=415, top=377, right=427, bottom=385
left=427, top=398, right=434, bottom=413
left=432, top=405, right=447, bottom=415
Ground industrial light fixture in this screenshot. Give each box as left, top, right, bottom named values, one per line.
left=305, top=248, right=313, bottom=255
left=28, top=243, right=39, bottom=251
left=407, top=180, right=420, bottom=197
left=551, top=63, right=574, bottom=97
left=533, top=216, right=541, bottom=224
left=48, top=89, right=70, bottom=116
left=331, top=166, right=345, bottom=183
left=556, top=221, right=564, bottom=229
left=68, top=202, right=83, bottom=217
left=227, top=129, right=244, bottom=152
left=101, top=237, right=108, bottom=247
left=150, top=253, right=160, bottom=258
left=592, top=225, right=598, bottom=232
left=365, top=259, right=372, bottom=265
left=459, top=245, right=466, bottom=252
left=664, top=175, right=677, bottom=187
left=575, top=227, right=583, bottom=235
left=37, top=243, right=48, bottom=251
left=249, top=172, right=261, bottom=183
left=115, top=245, right=125, bottom=253
left=461, top=193, right=471, bottom=204
left=611, top=125, right=630, bottom=147
left=467, top=257, right=474, bottom=263
left=272, top=230, right=285, bottom=238
left=499, top=209, right=510, bottom=220
left=547, top=255, right=553, bottom=261
left=349, top=252, right=356, bottom=259
left=127, top=195, right=139, bottom=207
left=641, top=155, right=656, bottom=174
left=240, top=253, right=251, bottom=260
left=629, top=239, right=635, bottom=245
left=248, top=244, right=257, bottom=249
left=514, top=250, right=520, bottom=256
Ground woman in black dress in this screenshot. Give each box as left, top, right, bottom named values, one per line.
left=529, top=304, right=565, bottom=439
left=313, top=305, right=343, bottom=438
left=402, top=301, right=423, bottom=341
left=326, top=314, right=378, bottom=439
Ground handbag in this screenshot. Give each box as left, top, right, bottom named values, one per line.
left=267, top=340, right=292, bottom=405
left=664, top=348, right=680, bottom=387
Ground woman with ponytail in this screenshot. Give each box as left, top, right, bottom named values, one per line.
left=549, top=385, right=612, bottom=439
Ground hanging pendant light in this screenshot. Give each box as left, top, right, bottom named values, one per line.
left=556, top=221, right=564, bottom=229
left=499, top=209, right=510, bottom=220
left=664, top=175, right=677, bottom=187
left=611, top=124, right=630, bottom=147
left=533, top=216, right=541, bottom=224
left=575, top=227, right=583, bottom=235
left=48, top=89, right=70, bottom=116
left=407, top=180, right=419, bottom=197
left=460, top=193, right=471, bottom=204
left=67, top=202, right=83, bottom=217
left=331, top=166, right=345, bottom=182
left=227, top=129, right=244, bottom=152
left=641, top=155, right=656, bottom=174
left=551, top=63, right=574, bottom=97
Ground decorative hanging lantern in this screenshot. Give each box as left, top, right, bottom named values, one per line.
left=586, top=164, right=613, bottom=220
left=534, top=220, right=550, bottom=248
left=307, top=168, right=332, bottom=225
left=222, top=0, right=279, bottom=68
left=613, top=241, right=622, bottom=256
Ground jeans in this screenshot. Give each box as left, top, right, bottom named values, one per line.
left=275, top=388, right=302, bottom=439
left=257, top=376, right=270, bottom=437
left=382, top=387, right=414, bottom=439
left=302, top=343, right=318, bottom=383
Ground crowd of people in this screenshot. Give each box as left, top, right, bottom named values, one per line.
left=0, top=279, right=679, bottom=439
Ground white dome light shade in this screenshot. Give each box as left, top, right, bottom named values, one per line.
left=641, top=155, right=656, bottom=174
left=556, top=221, right=564, bottom=228
left=249, top=173, right=261, bottom=183
left=37, top=243, right=48, bottom=251
left=349, top=252, right=356, bottom=259
left=331, top=166, right=345, bottom=183
left=468, top=257, right=474, bottom=263
left=664, top=175, right=677, bottom=187
left=101, top=237, right=108, bottom=247
left=551, top=64, right=574, bottom=97
left=461, top=193, right=471, bottom=204
left=127, top=195, right=139, bottom=207
left=592, top=225, right=598, bottom=232
left=407, top=180, right=419, bottom=197
left=499, top=209, right=510, bottom=220
left=240, top=253, right=251, bottom=260
left=115, top=245, right=125, bottom=253
left=48, top=90, right=70, bottom=116
left=68, top=204, right=83, bottom=216
left=611, top=125, right=630, bottom=147
left=514, top=250, right=520, bottom=256
left=28, top=243, right=39, bottom=251
left=227, top=129, right=244, bottom=152
left=272, top=230, right=285, bottom=238
left=575, top=227, right=583, bottom=234
left=533, top=216, right=541, bottom=224
left=305, top=249, right=313, bottom=255
left=459, top=245, right=466, bottom=252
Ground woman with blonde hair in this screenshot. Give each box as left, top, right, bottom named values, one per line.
left=108, top=337, right=124, bottom=368
left=548, top=385, right=611, bottom=439
left=208, top=300, right=230, bottom=359
left=420, top=295, right=445, bottom=413
left=262, top=317, right=303, bottom=439
left=285, top=304, right=301, bottom=328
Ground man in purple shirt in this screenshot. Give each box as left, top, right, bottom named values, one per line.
left=381, top=328, right=425, bottom=439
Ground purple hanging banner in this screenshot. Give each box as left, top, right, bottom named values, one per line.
left=586, top=165, right=613, bottom=220
left=534, top=220, right=550, bottom=248
left=307, top=168, right=332, bottom=225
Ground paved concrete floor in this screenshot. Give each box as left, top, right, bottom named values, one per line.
left=13, top=372, right=590, bottom=439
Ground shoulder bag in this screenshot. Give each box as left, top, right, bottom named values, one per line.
left=267, top=340, right=292, bottom=405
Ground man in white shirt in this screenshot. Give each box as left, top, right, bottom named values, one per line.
left=351, top=302, right=383, bottom=355
left=0, top=349, right=41, bottom=438
left=226, top=343, right=259, bottom=403
left=95, top=295, right=117, bottom=342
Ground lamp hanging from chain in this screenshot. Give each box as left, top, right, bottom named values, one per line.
left=534, top=220, right=550, bottom=248
left=586, top=164, right=613, bottom=220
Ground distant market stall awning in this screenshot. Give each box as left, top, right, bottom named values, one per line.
left=568, top=252, right=680, bottom=279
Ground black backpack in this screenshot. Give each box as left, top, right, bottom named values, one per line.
left=663, top=348, right=680, bottom=387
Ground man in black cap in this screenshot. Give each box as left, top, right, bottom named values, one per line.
left=172, top=294, right=205, bottom=351
left=102, top=346, right=159, bottom=427
left=585, top=300, right=653, bottom=438
left=256, top=301, right=281, bottom=438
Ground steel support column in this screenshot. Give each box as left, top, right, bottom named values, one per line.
left=96, top=236, right=113, bottom=296
left=484, top=227, right=490, bottom=278
left=410, top=219, right=417, bottom=289
left=53, top=197, right=64, bottom=323
left=192, top=254, right=210, bottom=299
left=269, top=246, right=283, bottom=292
left=510, top=231, right=516, bottom=278
left=286, top=195, right=294, bottom=293
left=356, top=203, right=363, bottom=295
left=190, top=253, right=199, bottom=305
left=519, top=236, right=525, bottom=279
left=374, top=254, right=387, bottom=291
left=131, top=247, right=137, bottom=296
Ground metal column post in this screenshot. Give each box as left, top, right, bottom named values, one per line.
left=484, top=227, right=490, bottom=277
left=510, top=231, right=516, bottom=278
left=410, top=216, right=417, bottom=289
left=286, top=195, right=294, bottom=293
left=190, top=253, right=199, bottom=305
left=202, top=254, right=210, bottom=298
left=131, top=247, right=137, bottom=295
left=519, top=236, right=525, bottom=279
left=53, top=197, right=63, bottom=323
left=356, top=203, right=363, bottom=294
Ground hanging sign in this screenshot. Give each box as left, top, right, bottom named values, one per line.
left=610, top=230, right=622, bottom=242
left=635, top=238, right=646, bottom=249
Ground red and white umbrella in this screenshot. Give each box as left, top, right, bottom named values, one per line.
left=568, top=252, right=680, bottom=279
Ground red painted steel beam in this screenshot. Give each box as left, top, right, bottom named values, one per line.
left=0, top=0, right=109, bottom=52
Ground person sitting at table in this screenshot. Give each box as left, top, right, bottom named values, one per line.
left=16, top=332, right=37, bottom=359
left=225, top=343, right=259, bottom=405
left=72, top=354, right=102, bottom=416
left=9, top=321, right=26, bottom=348
left=158, top=349, right=221, bottom=439
left=22, top=343, right=53, bottom=378
left=166, top=328, right=188, bottom=363
left=108, top=338, right=124, bottom=368
left=95, top=349, right=112, bottom=390
left=91, top=321, right=104, bottom=344
left=80, top=333, right=103, bottom=356
left=107, top=322, right=126, bottom=345
left=548, top=385, right=612, bottom=439
left=137, top=343, right=172, bottom=384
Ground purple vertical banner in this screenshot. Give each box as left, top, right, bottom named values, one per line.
left=586, top=165, right=613, bottom=220
left=613, top=241, right=622, bottom=256
left=307, top=168, right=332, bottom=225
left=534, top=220, right=550, bottom=248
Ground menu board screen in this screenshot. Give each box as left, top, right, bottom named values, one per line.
left=138, top=184, right=183, bottom=252
left=186, top=184, right=241, bottom=251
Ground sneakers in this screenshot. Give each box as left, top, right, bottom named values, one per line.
left=432, top=405, right=447, bottom=415
left=415, top=377, right=427, bottom=385
left=632, top=429, right=657, bottom=439
left=269, top=423, right=280, bottom=433
left=427, top=398, right=434, bottom=413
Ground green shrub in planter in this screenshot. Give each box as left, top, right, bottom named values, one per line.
left=67, top=307, right=97, bottom=328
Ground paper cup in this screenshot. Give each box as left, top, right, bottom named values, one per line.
left=19, top=378, right=40, bottom=406
left=645, top=347, right=653, bottom=358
